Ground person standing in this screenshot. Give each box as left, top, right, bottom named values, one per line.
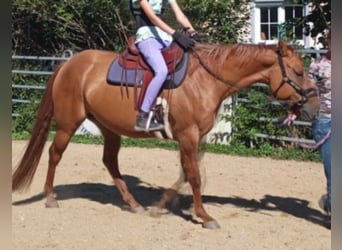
left=130, top=0, right=200, bottom=131
left=308, top=29, right=331, bottom=218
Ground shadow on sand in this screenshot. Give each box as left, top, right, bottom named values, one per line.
left=12, top=175, right=330, bottom=229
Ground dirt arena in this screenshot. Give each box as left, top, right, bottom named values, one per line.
left=12, top=140, right=331, bottom=250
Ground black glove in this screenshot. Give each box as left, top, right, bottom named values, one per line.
left=172, top=31, right=195, bottom=51
left=190, top=33, right=201, bottom=42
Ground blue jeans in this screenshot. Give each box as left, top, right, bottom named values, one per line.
left=137, top=38, right=171, bottom=113
left=312, top=116, right=331, bottom=209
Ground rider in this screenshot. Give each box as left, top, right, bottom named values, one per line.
left=130, top=0, right=200, bottom=131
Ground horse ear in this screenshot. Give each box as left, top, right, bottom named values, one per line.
left=278, top=40, right=292, bottom=57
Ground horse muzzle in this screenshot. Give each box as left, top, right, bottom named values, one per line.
left=290, top=85, right=320, bottom=122
left=299, top=102, right=320, bottom=121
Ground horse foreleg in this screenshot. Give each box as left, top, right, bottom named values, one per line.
left=178, top=137, right=220, bottom=229
left=45, top=129, right=73, bottom=208
left=101, top=130, right=144, bottom=213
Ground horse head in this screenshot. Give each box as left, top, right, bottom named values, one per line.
left=268, top=41, right=320, bottom=121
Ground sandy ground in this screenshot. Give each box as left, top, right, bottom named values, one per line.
left=12, top=140, right=331, bottom=250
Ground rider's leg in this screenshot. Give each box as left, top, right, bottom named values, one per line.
left=134, top=38, right=171, bottom=131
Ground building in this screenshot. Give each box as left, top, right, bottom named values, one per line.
left=249, top=0, right=321, bottom=48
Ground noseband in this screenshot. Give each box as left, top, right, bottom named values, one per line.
left=273, top=45, right=318, bottom=106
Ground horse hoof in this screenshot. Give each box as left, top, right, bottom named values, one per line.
left=45, top=200, right=59, bottom=208
left=149, top=206, right=162, bottom=218
left=203, top=220, right=220, bottom=229
left=131, top=206, right=145, bottom=213
left=149, top=206, right=169, bottom=218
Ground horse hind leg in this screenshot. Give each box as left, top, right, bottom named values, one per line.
left=153, top=157, right=207, bottom=210
left=150, top=171, right=185, bottom=218
left=44, top=108, right=86, bottom=207
left=44, top=127, right=77, bottom=208
left=100, top=127, right=144, bottom=213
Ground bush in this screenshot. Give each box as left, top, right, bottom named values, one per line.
left=227, top=86, right=313, bottom=151
left=227, top=88, right=286, bottom=147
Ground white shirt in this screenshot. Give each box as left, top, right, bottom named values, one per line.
left=131, top=0, right=175, bottom=44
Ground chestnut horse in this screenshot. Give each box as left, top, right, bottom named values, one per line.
left=12, top=41, right=319, bottom=229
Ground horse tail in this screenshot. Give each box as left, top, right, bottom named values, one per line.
left=12, top=62, right=65, bottom=192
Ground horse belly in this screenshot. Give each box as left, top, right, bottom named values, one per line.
left=85, top=85, right=148, bottom=136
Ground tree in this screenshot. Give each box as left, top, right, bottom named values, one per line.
left=177, top=0, right=250, bottom=43
left=290, top=0, right=331, bottom=47
left=12, top=0, right=250, bottom=55
left=12, top=0, right=134, bottom=55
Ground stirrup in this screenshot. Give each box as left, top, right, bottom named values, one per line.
left=134, top=111, right=164, bottom=132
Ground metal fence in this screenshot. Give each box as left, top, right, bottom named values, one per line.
left=12, top=48, right=327, bottom=145
left=12, top=50, right=74, bottom=117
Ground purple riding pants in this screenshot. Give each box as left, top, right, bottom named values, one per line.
left=137, top=38, right=171, bottom=113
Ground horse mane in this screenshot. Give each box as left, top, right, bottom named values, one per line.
left=194, top=42, right=282, bottom=67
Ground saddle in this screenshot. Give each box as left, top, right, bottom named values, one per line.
left=119, top=36, right=184, bottom=73
left=118, top=36, right=185, bottom=110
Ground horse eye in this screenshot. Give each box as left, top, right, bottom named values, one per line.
left=294, top=69, right=303, bottom=77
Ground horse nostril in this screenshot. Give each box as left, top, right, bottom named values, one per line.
left=300, top=110, right=310, bottom=121
left=300, top=106, right=318, bottom=121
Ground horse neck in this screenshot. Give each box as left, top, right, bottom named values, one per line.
left=217, top=44, right=277, bottom=90
left=188, top=44, right=278, bottom=112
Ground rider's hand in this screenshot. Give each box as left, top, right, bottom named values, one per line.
left=190, top=32, right=201, bottom=43
left=172, top=31, right=195, bottom=51
left=275, top=113, right=297, bottom=128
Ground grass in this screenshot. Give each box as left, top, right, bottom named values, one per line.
left=12, top=132, right=321, bottom=162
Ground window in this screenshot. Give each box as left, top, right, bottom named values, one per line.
left=260, top=7, right=278, bottom=40
left=285, top=6, right=304, bottom=40
left=252, top=2, right=308, bottom=46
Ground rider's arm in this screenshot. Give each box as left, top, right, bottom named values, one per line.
left=169, top=0, right=196, bottom=34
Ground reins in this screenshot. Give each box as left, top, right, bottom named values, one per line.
left=191, top=49, right=241, bottom=90
left=298, top=129, right=331, bottom=149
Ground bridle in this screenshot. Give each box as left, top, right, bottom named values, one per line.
left=273, top=44, right=318, bottom=106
